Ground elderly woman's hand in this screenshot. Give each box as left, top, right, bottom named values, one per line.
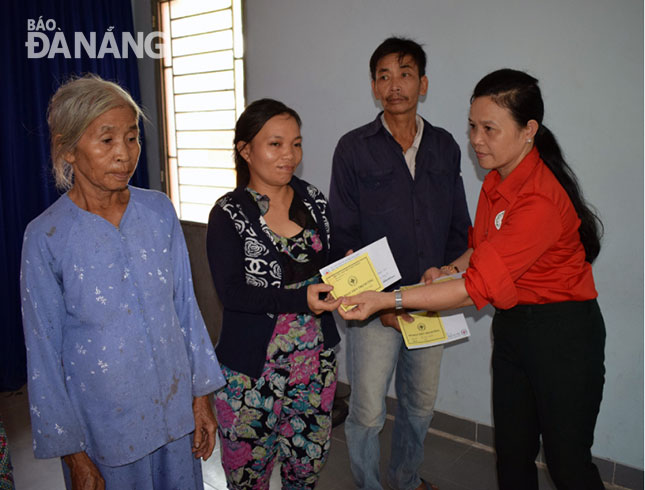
left=63, top=451, right=105, bottom=490
left=192, top=395, right=217, bottom=461
left=338, top=291, right=395, bottom=321
left=307, top=283, right=342, bottom=315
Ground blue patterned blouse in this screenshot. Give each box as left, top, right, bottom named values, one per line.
left=20, top=186, right=224, bottom=467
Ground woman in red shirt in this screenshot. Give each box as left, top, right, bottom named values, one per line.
left=339, top=69, right=605, bottom=490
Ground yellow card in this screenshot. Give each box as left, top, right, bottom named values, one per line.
left=434, top=275, right=456, bottom=284
left=398, top=311, right=448, bottom=349
left=322, top=253, right=384, bottom=311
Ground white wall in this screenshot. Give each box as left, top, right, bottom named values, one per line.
left=242, top=0, right=644, bottom=469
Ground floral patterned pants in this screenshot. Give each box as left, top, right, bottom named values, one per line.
left=215, top=312, right=337, bottom=489
left=0, top=419, right=13, bottom=490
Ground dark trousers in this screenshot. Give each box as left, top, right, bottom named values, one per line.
left=492, top=299, right=606, bottom=490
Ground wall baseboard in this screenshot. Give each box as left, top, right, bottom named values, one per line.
left=337, top=382, right=643, bottom=489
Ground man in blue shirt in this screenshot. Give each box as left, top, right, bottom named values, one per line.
left=329, top=37, right=471, bottom=490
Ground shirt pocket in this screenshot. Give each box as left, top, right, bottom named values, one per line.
left=425, top=164, right=453, bottom=189
left=358, top=167, right=398, bottom=214
left=424, top=165, right=455, bottom=211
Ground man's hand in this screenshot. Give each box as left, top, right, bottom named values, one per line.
left=379, top=310, right=401, bottom=331
left=380, top=309, right=414, bottom=332
left=192, top=395, right=217, bottom=461
left=63, top=451, right=105, bottom=490
left=421, top=266, right=443, bottom=285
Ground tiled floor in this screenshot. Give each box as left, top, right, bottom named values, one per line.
left=1, top=388, right=626, bottom=489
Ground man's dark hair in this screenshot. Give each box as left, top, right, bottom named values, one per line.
left=369, top=37, right=427, bottom=80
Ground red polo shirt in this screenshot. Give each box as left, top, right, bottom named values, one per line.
left=464, top=147, right=597, bottom=310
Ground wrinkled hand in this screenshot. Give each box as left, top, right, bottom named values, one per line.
left=338, top=291, right=392, bottom=321
left=307, top=283, right=342, bottom=315
left=63, top=451, right=105, bottom=490
left=192, top=395, right=217, bottom=461
left=422, top=266, right=444, bottom=285
left=379, top=309, right=414, bottom=332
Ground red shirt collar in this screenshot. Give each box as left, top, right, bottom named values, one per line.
left=482, top=146, right=541, bottom=202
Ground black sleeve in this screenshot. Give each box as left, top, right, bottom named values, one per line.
left=328, top=137, right=363, bottom=259
left=443, top=144, right=472, bottom=264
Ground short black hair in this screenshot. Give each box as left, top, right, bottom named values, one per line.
left=369, top=37, right=427, bottom=80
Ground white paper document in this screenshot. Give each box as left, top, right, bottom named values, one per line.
left=319, top=236, right=401, bottom=290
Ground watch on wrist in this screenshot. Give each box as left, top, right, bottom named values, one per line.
left=394, top=289, right=403, bottom=311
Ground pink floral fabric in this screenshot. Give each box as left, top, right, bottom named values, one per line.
left=215, top=303, right=337, bottom=489
left=0, top=419, right=14, bottom=490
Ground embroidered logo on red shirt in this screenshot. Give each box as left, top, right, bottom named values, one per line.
left=494, top=210, right=505, bottom=230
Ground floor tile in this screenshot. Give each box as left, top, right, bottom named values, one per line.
left=615, top=462, right=645, bottom=489
left=316, top=437, right=355, bottom=490
left=1, top=390, right=66, bottom=490
left=437, top=445, right=498, bottom=490
left=431, top=412, right=476, bottom=443
left=1, top=388, right=636, bottom=490
left=593, top=456, right=615, bottom=483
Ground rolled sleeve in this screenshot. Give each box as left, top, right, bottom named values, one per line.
left=466, top=194, right=562, bottom=309
left=465, top=241, right=518, bottom=310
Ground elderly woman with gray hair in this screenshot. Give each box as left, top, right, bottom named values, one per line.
left=20, top=74, right=224, bottom=490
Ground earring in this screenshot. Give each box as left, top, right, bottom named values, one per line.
left=527, top=139, right=532, bottom=144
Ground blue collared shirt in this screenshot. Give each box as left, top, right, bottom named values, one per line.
left=329, top=113, right=471, bottom=286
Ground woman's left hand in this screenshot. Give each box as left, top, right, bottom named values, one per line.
left=192, top=395, right=217, bottom=461
left=338, top=291, right=393, bottom=321
left=307, top=283, right=342, bottom=315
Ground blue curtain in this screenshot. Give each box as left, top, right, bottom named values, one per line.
left=1, top=0, right=150, bottom=391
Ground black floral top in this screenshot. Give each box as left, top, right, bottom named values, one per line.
left=246, top=187, right=325, bottom=284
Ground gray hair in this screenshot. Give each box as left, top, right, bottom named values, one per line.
left=47, top=74, right=144, bottom=190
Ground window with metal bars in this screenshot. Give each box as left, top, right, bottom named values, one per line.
left=158, top=0, right=244, bottom=223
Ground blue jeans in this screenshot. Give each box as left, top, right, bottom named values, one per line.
left=344, top=316, right=443, bottom=490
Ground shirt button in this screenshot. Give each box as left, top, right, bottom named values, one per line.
left=415, top=219, right=421, bottom=225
